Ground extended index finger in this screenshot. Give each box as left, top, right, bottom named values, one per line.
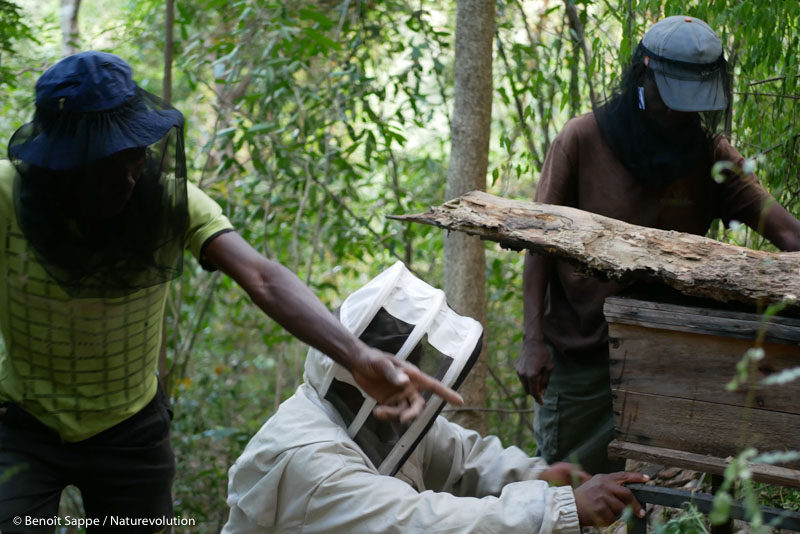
left=401, top=364, right=464, bottom=406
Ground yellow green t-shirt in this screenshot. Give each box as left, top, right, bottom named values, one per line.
left=0, top=160, right=233, bottom=441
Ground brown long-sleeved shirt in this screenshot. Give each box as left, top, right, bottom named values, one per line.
left=534, top=113, right=774, bottom=357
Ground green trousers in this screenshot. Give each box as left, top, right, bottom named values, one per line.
left=533, top=344, right=626, bottom=475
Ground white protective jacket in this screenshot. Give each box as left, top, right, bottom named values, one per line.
left=223, top=368, right=580, bottom=533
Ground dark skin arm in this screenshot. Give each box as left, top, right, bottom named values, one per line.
left=204, top=231, right=463, bottom=423
left=643, top=73, right=800, bottom=253
left=756, top=200, right=800, bottom=252
left=515, top=250, right=554, bottom=405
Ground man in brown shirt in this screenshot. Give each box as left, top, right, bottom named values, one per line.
left=516, top=16, right=800, bottom=474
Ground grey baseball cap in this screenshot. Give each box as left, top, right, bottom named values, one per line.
left=641, top=15, right=728, bottom=112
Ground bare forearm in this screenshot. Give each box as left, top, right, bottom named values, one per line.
left=205, top=231, right=464, bottom=414
left=246, top=261, right=364, bottom=370
left=205, top=232, right=364, bottom=372
left=761, top=203, right=800, bottom=252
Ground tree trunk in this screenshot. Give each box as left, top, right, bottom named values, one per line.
left=394, top=191, right=800, bottom=310
left=443, top=0, right=494, bottom=435
left=163, top=0, right=175, bottom=104
left=60, top=0, right=81, bottom=57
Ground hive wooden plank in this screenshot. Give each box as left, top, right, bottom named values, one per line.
left=605, top=296, right=800, bottom=345
left=608, top=323, right=800, bottom=413
left=609, top=440, right=800, bottom=488
left=613, top=390, right=800, bottom=465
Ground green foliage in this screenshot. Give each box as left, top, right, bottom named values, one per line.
left=653, top=503, right=709, bottom=534
left=2, top=0, right=800, bottom=531
left=170, top=362, right=268, bottom=531
left=0, top=0, right=35, bottom=83
left=709, top=449, right=772, bottom=532
left=754, top=481, right=800, bottom=513
left=0, top=1, right=58, bottom=137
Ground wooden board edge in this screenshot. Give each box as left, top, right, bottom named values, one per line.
left=608, top=439, right=800, bottom=488
left=604, top=298, right=800, bottom=345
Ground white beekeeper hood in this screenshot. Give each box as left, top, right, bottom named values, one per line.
left=304, top=261, right=483, bottom=476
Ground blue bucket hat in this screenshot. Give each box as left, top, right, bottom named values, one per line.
left=8, top=51, right=184, bottom=170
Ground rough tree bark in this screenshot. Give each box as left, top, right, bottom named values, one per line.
left=443, top=0, right=494, bottom=434
left=60, top=0, right=81, bottom=57
left=393, top=191, right=800, bottom=309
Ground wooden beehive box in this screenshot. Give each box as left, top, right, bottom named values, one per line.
left=605, top=296, right=800, bottom=486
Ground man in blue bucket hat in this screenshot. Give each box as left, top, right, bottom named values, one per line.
left=0, top=51, right=462, bottom=532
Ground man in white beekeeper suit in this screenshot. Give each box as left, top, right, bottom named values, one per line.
left=223, top=262, right=648, bottom=534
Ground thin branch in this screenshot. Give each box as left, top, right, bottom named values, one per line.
left=261, top=170, right=276, bottom=259
left=304, top=169, right=423, bottom=275
left=385, top=143, right=413, bottom=264
left=539, top=16, right=570, bottom=158
left=562, top=0, right=598, bottom=108
left=759, top=133, right=800, bottom=157
left=163, top=0, right=174, bottom=103
left=175, top=272, right=223, bottom=379
left=293, top=160, right=315, bottom=273
left=511, top=0, right=539, bottom=51
left=487, top=363, right=535, bottom=433
left=417, top=12, right=451, bottom=132
left=494, top=28, right=539, bottom=166
left=625, top=0, right=634, bottom=56
left=13, top=65, right=48, bottom=77
left=60, top=0, right=81, bottom=57
left=304, top=132, right=334, bottom=285
left=334, top=0, right=352, bottom=39
left=734, top=91, right=800, bottom=100
left=508, top=0, right=550, bottom=164
left=747, top=75, right=800, bottom=87
left=724, top=37, right=739, bottom=138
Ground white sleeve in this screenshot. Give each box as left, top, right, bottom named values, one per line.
left=224, top=416, right=579, bottom=534
left=303, top=436, right=579, bottom=534
left=420, top=416, right=552, bottom=497
left=300, top=442, right=577, bottom=534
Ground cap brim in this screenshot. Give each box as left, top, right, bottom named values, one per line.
left=653, top=70, right=727, bottom=112
left=10, top=108, right=183, bottom=171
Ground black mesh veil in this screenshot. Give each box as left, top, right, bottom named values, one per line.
left=594, top=43, right=731, bottom=188
left=324, top=307, right=481, bottom=476
left=8, top=88, right=189, bottom=298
